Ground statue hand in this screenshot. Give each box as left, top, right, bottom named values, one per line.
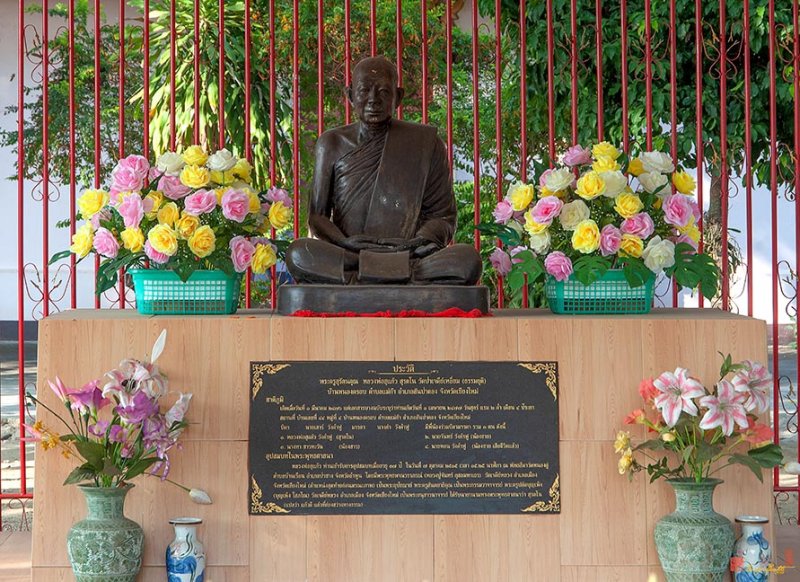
left=376, top=237, right=429, bottom=252
left=340, top=234, right=382, bottom=252
left=413, top=242, right=440, bottom=258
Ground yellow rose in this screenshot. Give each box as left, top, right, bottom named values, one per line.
left=268, top=201, right=292, bottom=230
left=627, top=157, right=645, bottom=176
left=210, top=170, right=235, bottom=186
left=617, top=448, right=634, bottom=475
left=524, top=210, right=548, bottom=235
left=215, top=187, right=230, bottom=205
left=231, top=158, right=253, bottom=183
left=576, top=171, right=606, bottom=200
left=571, top=219, right=601, bottom=254
left=120, top=227, right=145, bottom=253
left=187, top=225, right=216, bottom=258
left=247, top=190, right=262, bottom=213
left=672, top=171, right=696, bottom=195
left=175, top=213, right=201, bottom=239
left=509, top=181, right=535, bottom=211
left=592, top=141, right=621, bottom=160
left=69, top=223, right=94, bottom=258
left=180, top=164, right=211, bottom=189
left=539, top=186, right=556, bottom=198
left=144, top=191, right=164, bottom=218
left=251, top=243, right=277, bottom=274
left=592, top=156, right=621, bottom=173
left=679, top=221, right=701, bottom=245
left=619, top=234, right=644, bottom=258
left=148, top=224, right=179, bottom=256
left=182, top=145, right=208, bottom=166
left=77, top=189, right=109, bottom=219
left=157, top=201, right=180, bottom=226
left=614, top=192, right=644, bottom=219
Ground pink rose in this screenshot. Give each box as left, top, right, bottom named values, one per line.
left=222, top=189, right=251, bottom=223
left=599, top=224, right=622, bottom=257
left=117, top=194, right=144, bottom=229
left=544, top=251, right=573, bottom=282
left=148, top=166, right=164, bottom=183
left=492, top=200, right=514, bottom=224
left=509, top=245, right=527, bottom=264
left=562, top=144, right=593, bottom=167
left=620, top=213, right=655, bottom=239
left=158, top=174, right=191, bottom=200
left=230, top=236, right=255, bottom=272
left=93, top=227, right=119, bottom=258
left=144, top=240, right=169, bottom=264
left=120, top=154, right=150, bottom=182
left=184, top=189, right=217, bottom=216
left=489, top=248, right=513, bottom=277
left=689, top=198, right=701, bottom=223
left=110, top=163, right=144, bottom=194
left=663, top=194, right=693, bottom=228
left=530, top=196, right=564, bottom=225
left=266, top=186, right=293, bottom=208
left=90, top=208, right=112, bottom=229
left=539, top=168, right=553, bottom=189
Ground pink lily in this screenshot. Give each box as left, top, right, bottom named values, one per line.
left=48, top=377, right=73, bottom=404
left=698, top=380, right=749, bottom=436
left=731, top=360, right=771, bottom=414
left=67, top=381, right=111, bottom=414
left=653, top=367, right=705, bottom=427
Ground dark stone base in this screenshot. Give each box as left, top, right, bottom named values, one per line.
left=277, top=285, right=490, bottom=315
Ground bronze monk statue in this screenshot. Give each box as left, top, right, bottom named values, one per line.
left=285, top=56, right=482, bottom=286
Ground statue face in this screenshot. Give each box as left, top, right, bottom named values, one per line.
left=350, top=65, right=398, bottom=125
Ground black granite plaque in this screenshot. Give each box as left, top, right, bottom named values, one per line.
left=248, top=361, right=559, bottom=515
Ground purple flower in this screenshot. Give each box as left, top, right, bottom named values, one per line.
left=699, top=380, right=749, bottom=436
left=115, top=390, right=159, bottom=424
left=620, top=213, right=655, bottom=239
left=68, top=381, right=110, bottom=414
left=88, top=420, right=109, bottom=437
left=653, top=368, right=705, bottom=427
left=492, top=200, right=514, bottom=224
left=266, top=186, right=293, bottom=209
left=108, top=424, right=129, bottom=444
left=562, top=144, right=593, bottom=167
left=489, top=248, right=513, bottom=277
left=599, top=224, right=622, bottom=257
left=544, top=251, right=573, bottom=282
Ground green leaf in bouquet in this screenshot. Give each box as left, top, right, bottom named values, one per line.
left=123, top=457, right=159, bottom=481
left=664, top=243, right=720, bottom=300
left=476, top=222, right=524, bottom=248
left=63, top=465, right=97, bottom=486
left=74, top=441, right=106, bottom=471
left=619, top=257, right=652, bottom=288
left=572, top=256, right=611, bottom=286
left=695, top=440, right=722, bottom=463
left=507, top=252, right=544, bottom=292
left=174, top=261, right=196, bottom=282
left=747, top=443, right=784, bottom=468
left=49, top=249, right=73, bottom=265
left=729, top=453, right=765, bottom=482
left=635, top=439, right=666, bottom=451
left=101, top=459, right=122, bottom=477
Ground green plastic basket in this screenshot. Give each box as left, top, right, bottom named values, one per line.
left=544, top=269, right=655, bottom=314
left=130, top=269, right=241, bottom=315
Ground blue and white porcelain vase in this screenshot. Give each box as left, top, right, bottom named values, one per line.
left=166, top=517, right=206, bottom=582
left=732, top=516, right=770, bottom=582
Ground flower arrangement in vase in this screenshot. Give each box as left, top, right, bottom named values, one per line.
left=479, top=142, right=720, bottom=312
left=25, top=330, right=210, bottom=582
left=52, top=145, right=292, bottom=305
left=614, top=355, right=783, bottom=581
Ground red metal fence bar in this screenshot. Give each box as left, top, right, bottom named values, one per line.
left=570, top=0, right=577, bottom=144
left=471, top=0, right=480, bottom=251
left=16, top=0, right=27, bottom=503
left=169, top=0, right=176, bottom=150
left=396, top=1, right=404, bottom=119
left=744, top=0, right=754, bottom=317
left=292, top=0, right=299, bottom=238
left=794, top=0, right=800, bottom=520
left=520, top=0, right=529, bottom=308
left=245, top=0, right=253, bottom=308
left=719, top=0, right=730, bottom=311
left=644, top=0, right=652, bottom=150
left=193, top=0, right=200, bottom=144
left=495, top=0, right=504, bottom=309
left=669, top=0, right=678, bottom=308
left=218, top=0, right=225, bottom=150
left=620, top=0, right=629, bottom=154
left=421, top=0, right=428, bottom=124
left=42, top=0, right=50, bottom=319
left=694, top=0, right=704, bottom=308
left=118, top=0, right=127, bottom=309
left=594, top=0, right=603, bottom=141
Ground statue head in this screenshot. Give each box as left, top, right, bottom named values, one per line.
left=348, top=56, right=405, bottom=127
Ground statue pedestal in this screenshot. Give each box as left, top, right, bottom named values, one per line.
left=276, top=284, right=490, bottom=315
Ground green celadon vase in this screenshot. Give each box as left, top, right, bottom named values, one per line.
left=654, top=478, right=735, bottom=582
left=66, top=484, right=144, bottom=582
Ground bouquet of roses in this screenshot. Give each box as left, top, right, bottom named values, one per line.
left=480, top=142, right=719, bottom=298
left=52, top=145, right=292, bottom=293
left=25, top=330, right=209, bottom=501
left=615, top=354, right=783, bottom=484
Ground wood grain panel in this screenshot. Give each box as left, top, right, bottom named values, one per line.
left=560, top=566, right=656, bottom=581
left=249, top=518, right=307, bottom=582
left=32, top=566, right=249, bottom=582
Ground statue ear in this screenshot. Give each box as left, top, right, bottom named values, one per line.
left=395, top=87, right=405, bottom=105
left=346, top=86, right=354, bottom=105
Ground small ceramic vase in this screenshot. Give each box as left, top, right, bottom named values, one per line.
left=166, top=517, right=206, bottom=582
left=732, top=515, right=770, bottom=582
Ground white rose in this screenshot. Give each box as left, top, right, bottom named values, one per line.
left=230, top=180, right=251, bottom=191
left=206, top=148, right=237, bottom=172
left=638, top=171, right=669, bottom=193
left=641, top=236, right=676, bottom=274
left=640, top=151, right=674, bottom=174
left=529, top=231, right=551, bottom=255
left=156, top=152, right=185, bottom=176
left=600, top=171, right=628, bottom=198
left=558, top=200, right=590, bottom=231
left=544, top=168, right=574, bottom=193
